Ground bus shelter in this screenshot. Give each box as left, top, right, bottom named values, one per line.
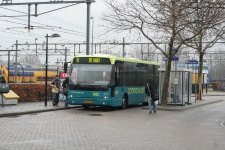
left=158, top=68, right=192, bottom=105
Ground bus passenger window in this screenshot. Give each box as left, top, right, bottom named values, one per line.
left=115, top=66, right=120, bottom=85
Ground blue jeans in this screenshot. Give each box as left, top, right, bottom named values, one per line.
left=64, top=95, right=68, bottom=107
left=148, top=96, right=157, bottom=112
left=52, top=93, right=59, bottom=105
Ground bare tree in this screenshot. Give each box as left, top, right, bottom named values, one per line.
left=185, top=0, right=225, bottom=100
left=19, top=55, right=41, bottom=64
left=206, top=47, right=225, bottom=91
left=103, top=0, right=205, bottom=105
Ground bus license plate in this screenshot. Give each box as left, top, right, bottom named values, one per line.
left=84, top=100, right=93, bottom=104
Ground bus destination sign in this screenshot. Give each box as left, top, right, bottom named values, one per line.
left=74, top=57, right=110, bottom=64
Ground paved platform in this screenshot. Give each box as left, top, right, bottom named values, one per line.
left=143, top=92, right=225, bottom=111
left=0, top=101, right=81, bottom=117
left=0, top=92, right=224, bottom=117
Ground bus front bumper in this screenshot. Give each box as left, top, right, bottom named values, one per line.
left=68, top=98, right=119, bottom=107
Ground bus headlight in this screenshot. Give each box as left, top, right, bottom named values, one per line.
left=103, top=96, right=109, bottom=99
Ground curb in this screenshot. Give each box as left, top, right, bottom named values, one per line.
left=182, top=100, right=224, bottom=111
left=193, top=95, right=225, bottom=97
left=0, top=106, right=82, bottom=118
left=142, top=100, right=223, bottom=112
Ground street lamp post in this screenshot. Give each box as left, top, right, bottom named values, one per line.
left=35, top=38, right=38, bottom=56
left=45, top=33, right=60, bottom=106
left=65, top=47, right=67, bottom=63
left=194, top=50, right=198, bottom=102
left=91, top=16, right=94, bottom=55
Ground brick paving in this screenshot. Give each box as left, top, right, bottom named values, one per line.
left=0, top=98, right=224, bottom=150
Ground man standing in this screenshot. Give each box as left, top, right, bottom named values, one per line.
left=51, top=75, right=61, bottom=106
left=145, top=76, right=158, bottom=114
left=62, top=77, right=69, bottom=107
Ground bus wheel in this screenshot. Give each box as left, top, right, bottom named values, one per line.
left=83, top=105, right=89, bottom=109
left=142, top=102, right=148, bottom=106
left=121, top=96, right=128, bottom=109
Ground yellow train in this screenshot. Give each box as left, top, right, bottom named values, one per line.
left=0, top=64, right=58, bottom=83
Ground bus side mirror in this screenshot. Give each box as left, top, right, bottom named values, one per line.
left=64, top=62, right=68, bottom=73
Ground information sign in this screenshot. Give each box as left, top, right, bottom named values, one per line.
left=185, top=60, right=198, bottom=64
left=163, top=56, right=179, bottom=61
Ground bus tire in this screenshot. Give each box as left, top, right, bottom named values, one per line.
left=121, top=96, right=128, bottom=109
left=142, top=102, right=148, bottom=106
left=83, top=105, right=89, bottom=109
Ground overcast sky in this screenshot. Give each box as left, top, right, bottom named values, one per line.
left=1, top=0, right=222, bottom=65
left=0, top=0, right=138, bottom=64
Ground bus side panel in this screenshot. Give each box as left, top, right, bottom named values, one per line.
left=112, top=86, right=148, bottom=106
left=67, top=86, right=147, bottom=107
left=127, top=86, right=147, bottom=105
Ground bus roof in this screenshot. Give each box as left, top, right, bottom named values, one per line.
left=72, top=55, right=160, bottom=66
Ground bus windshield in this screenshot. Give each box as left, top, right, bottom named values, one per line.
left=70, top=64, right=112, bottom=87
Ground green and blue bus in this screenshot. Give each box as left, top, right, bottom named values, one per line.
left=64, top=55, right=160, bottom=109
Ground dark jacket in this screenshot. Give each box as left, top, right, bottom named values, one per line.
left=51, top=78, right=61, bottom=88
left=62, top=77, right=68, bottom=88
left=62, top=77, right=69, bottom=96
left=145, top=80, right=158, bottom=100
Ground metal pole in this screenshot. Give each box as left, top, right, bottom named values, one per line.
left=4, top=50, right=19, bottom=83
left=202, top=74, right=204, bottom=94
left=28, top=4, right=31, bottom=32
left=123, top=37, right=125, bottom=58
left=15, top=40, right=18, bottom=83
left=35, top=38, right=38, bottom=56
left=91, top=17, right=94, bottom=55
left=74, top=44, right=76, bottom=56
left=194, top=52, right=197, bottom=103
left=20, top=64, right=24, bottom=83
left=35, top=4, right=38, bottom=17
left=193, top=53, right=195, bottom=102
left=86, top=0, right=91, bottom=55
left=55, top=44, right=57, bottom=53
left=188, top=72, right=190, bottom=104
left=8, top=51, right=10, bottom=83
left=65, top=47, right=67, bottom=62
left=1, top=93, right=3, bottom=107
left=45, top=34, right=48, bottom=106
left=79, top=44, right=81, bottom=53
